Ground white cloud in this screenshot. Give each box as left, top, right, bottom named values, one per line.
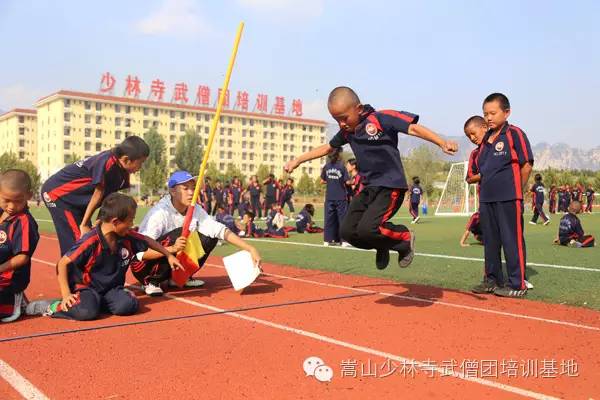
left=0, top=84, right=45, bottom=110
left=134, top=0, right=212, bottom=37
left=237, top=0, right=324, bottom=20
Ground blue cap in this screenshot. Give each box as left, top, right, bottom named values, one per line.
left=168, top=171, right=197, bottom=188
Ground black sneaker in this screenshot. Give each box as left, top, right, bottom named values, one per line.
left=494, top=287, right=527, bottom=298
left=471, top=280, right=499, bottom=294
left=375, top=249, right=390, bottom=270
left=398, top=230, right=415, bottom=268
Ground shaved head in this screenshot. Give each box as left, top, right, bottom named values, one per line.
left=328, top=86, right=361, bottom=109
left=0, top=169, right=32, bottom=193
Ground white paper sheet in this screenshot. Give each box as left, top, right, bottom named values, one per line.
left=223, top=250, right=261, bottom=291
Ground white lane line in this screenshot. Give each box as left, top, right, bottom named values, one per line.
left=203, top=263, right=600, bottom=332
left=38, top=235, right=599, bottom=272
left=0, top=359, right=49, bottom=400
left=243, top=238, right=600, bottom=272
left=160, top=291, right=561, bottom=400
left=29, top=256, right=600, bottom=332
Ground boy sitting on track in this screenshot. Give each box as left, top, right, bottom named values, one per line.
left=285, top=86, right=457, bottom=270
left=554, top=201, right=595, bottom=247
left=295, top=204, right=324, bottom=234
left=26, top=193, right=180, bottom=320
left=459, top=211, right=483, bottom=247
left=0, top=170, right=40, bottom=323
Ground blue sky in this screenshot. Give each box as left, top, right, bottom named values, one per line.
left=1, top=0, right=599, bottom=146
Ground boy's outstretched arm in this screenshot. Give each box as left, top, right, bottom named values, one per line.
left=223, top=229, right=261, bottom=268
left=408, top=124, right=458, bottom=155
left=0, top=254, right=29, bottom=274
left=459, top=230, right=471, bottom=247
left=284, top=144, right=333, bottom=173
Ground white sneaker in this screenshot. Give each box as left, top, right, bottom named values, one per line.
left=528, top=221, right=537, bottom=225
left=25, top=299, right=55, bottom=316
left=543, top=220, right=551, bottom=226
left=169, top=278, right=205, bottom=288
left=143, top=283, right=164, bottom=297
left=525, top=280, right=534, bottom=290
left=1, top=292, right=24, bottom=322
left=414, top=216, right=420, bottom=223
left=341, top=242, right=352, bottom=248
left=323, top=241, right=330, bottom=246
left=410, top=220, right=415, bottom=224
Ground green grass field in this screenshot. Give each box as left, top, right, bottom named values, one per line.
left=29, top=205, right=600, bottom=310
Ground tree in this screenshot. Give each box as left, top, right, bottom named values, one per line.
left=63, top=153, right=81, bottom=165
left=174, top=129, right=203, bottom=173
left=257, top=164, right=271, bottom=182
left=297, top=172, right=314, bottom=195
left=224, top=163, right=244, bottom=183
left=0, top=152, right=42, bottom=194
left=313, top=176, right=324, bottom=196
left=140, top=128, right=167, bottom=195
left=404, top=145, right=441, bottom=200
left=205, top=161, right=222, bottom=182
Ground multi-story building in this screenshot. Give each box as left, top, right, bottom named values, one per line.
left=34, top=90, right=327, bottom=187
left=0, top=108, right=37, bottom=164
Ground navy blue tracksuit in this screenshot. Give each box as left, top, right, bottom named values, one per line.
left=321, top=161, right=349, bottom=243
left=530, top=182, right=548, bottom=223
left=42, top=151, right=131, bottom=256
left=558, top=212, right=594, bottom=247
left=472, top=123, right=533, bottom=290
left=409, top=185, right=422, bottom=219
left=52, top=228, right=148, bottom=321
left=332, top=105, right=416, bottom=254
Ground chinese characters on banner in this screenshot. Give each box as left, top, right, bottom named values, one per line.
left=98, top=73, right=304, bottom=117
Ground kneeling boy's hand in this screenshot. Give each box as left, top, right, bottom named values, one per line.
left=167, top=254, right=184, bottom=271
left=441, top=140, right=458, bottom=155
left=249, top=246, right=262, bottom=270
left=61, top=293, right=79, bottom=311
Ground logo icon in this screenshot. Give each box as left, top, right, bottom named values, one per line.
left=0, top=231, right=6, bottom=244
left=495, top=141, right=504, bottom=152
left=365, top=123, right=378, bottom=136
left=120, top=248, right=130, bottom=260
left=42, top=192, right=52, bottom=203
left=303, top=356, right=333, bottom=383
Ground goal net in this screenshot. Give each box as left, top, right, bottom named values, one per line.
left=435, top=161, right=478, bottom=216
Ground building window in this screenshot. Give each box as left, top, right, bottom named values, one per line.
left=283, top=144, right=288, bottom=151
left=228, top=117, right=233, bottom=124
left=290, top=134, right=296, bottom=140
left=85, top=142, right=91, bottom=151
left=309, top=168, right=313, bottom=175
left=96, top=103, right=102, bottom=111
left=263, top=143, right=268, bottom=150
left=249, top=164, right=254, bottom=172
left=170, top=135, right=176, bottom=144
left=263, top=132, right=268, bottom=139
left=290, top=123, right=295, bottom=130
left=228, top=128, right=232, bottom=136
left=219, top=163, right=225, bottom=171
left=270, top=154, right=275, bottom=162
left=96, top=115, right=102, bottom=124
left=19, top=139, right=25, bottom=147
left=153, top=109, right=159, bottom=117
left=180, top=112, right=185, bottom=120
left=85, top=115, right=92, bottom=124
left=153, top=121, right=158, bottom=128
left=125, top=105, right=131, bottom=114
left=290, top=145, right=295, bottom=152
left=227, top=140, right=232, bottom=147
left=220, top=139, right=225, bottom=146
left=170, top=122, right=176, bottom=131
left=283, top=123, right=288, bottom=129
left=64, top=127, right=71, bottom=136
left=249, top=142, right=255, bottom=149
left=283, top=155, right=288, bottom=162
left=270, top=132, right=275, bottom=140
left=96, top=129, right=102, bottom=139
left=115, top=117, right=121, bottom=126
left=227, top=151, right=232, bottom=160
left=180, top=124, right=186, bottom=132
left=220, top=151, right=225, bottom=158
left=143, top=120, right=149, bottom=128
left=242, top=141, right=246, bottom=149
left=64, top=113, right=70, bottom=122
left=64, top=141, right=71, bottom=150
left=125, top=119, right=131, bottom=127
left=196, top=113, right=201, bottom=121
left=242, top=153, right=247, bottom=160
left=204, top=127, right=209, bottom=134
left=242, top=130, right=247, bottom=137
left=170, top=148, right=175, bottom=156
left=270, top=143, right=275, bottom=151
left=64, top=99, right=71, bottom=108
left=302, top=125, right=307, bottom=131
left=84, top=101, right=91, bottom=110
left=284, top=133, right=288, bottom=140
left=263, top=120, right=268, bottom=128
left=242, top=164, right=247, bottom=171
left=19, top=127, right=25, bottom=135
left=204, top=114, right=210, bottom=122
left=85, top=128, right=91, bottom=137
left=170, top=110, right=176, bottom=118
left=249, top=119, right=254, bottom=126
left=143, top=108, right=149, bottom=116
left=96, top=143, right=102, bottom=151
left=19, top=151, right=25, bottom=160
left=115, top=130, right=122, bottom=140
left=115, top=104, right=121, bottom=113
left=242, top=118, right=247, bottom=126
left=250, top=130, right=255, bottom=138
left=270, top=121, right=275, bottom=128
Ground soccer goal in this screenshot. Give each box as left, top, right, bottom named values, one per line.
left=435, top=161, right=478, bottom=216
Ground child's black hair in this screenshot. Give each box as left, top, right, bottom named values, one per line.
left=346, top=158, right=357, bottom=167
left=535, top=173, right=542, bottom=182
left=114, top=136, right=150, bottom=161
left=463, top=115, right=486, bottom=131
left=98, top=193, right=137, bottom=222
left=0, top=169, right=32, bottom=193
left=412, top=176, right=420, bottom=185
left=287, top=177, right=294, bottom=183
left=483, top=93, right=510, bottom=111
left=245, top=211, right=255, bottom=220
left=328, top=147, right=342, bottom=163
left=304, top=204, right=315, bottom=216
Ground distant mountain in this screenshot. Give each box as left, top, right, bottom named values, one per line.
left=327, top=124, right=600, bottom=171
